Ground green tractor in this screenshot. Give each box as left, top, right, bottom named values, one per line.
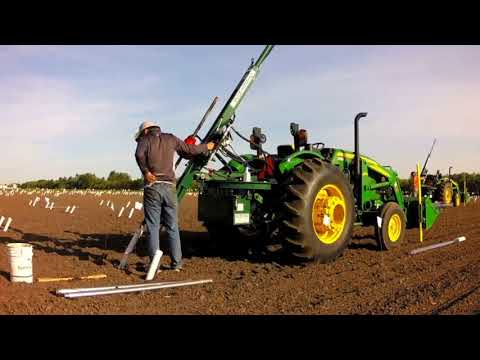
left=173, top=45, right=441, bottom=263
left=423, top=172, right=461, bottom=207
left=419, top=141, right=462, bottom=207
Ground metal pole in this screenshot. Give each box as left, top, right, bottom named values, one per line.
left=118, top=225, right=144, bottom=270
left=175, top=96, right=219, bottom=170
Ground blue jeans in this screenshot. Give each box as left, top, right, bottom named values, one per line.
left=143, top=182, right=182, bottom=267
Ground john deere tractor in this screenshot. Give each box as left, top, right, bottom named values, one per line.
left=420, top=141, right=462, bottom=207
left=423, top=172, right=461, bottom=207
left=174, top=45, right=441, bottom=263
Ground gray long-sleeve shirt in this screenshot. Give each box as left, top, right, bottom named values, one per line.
left=135, top=128, right=208, bottom=183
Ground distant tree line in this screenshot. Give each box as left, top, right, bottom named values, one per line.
left=20, top=171, right=144, bottom=190
left=19, top=170, right=480, bottom=194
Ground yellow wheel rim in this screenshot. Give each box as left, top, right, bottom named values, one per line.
left=444, top=188, right=453, bottom=204
left=455, top=196, right=460, bottom=207
left=388, top=214, right=402, bottom=242
left=312, top=184, right=346, bottom=245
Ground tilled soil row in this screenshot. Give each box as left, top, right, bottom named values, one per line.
left=0, top=193, right=479, bottom=314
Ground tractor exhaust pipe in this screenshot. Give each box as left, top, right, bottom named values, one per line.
left=354, top=112, right=368, bottom=208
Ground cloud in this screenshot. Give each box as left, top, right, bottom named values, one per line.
left=1, top=45, right=479, bottom=183
left=233, top=46, right=480, bottom=176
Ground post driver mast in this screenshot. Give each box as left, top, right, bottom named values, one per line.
left=118, top=45, right=275, bottom=271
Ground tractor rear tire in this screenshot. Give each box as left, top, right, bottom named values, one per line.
left=375, top=202, right=407, bottom=250
left=438, top=181, right=453, bottom=205
left=280, top=158, right=354, bottom=263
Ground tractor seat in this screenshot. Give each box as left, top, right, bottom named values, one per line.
left=277, top=145, right=295, bottom=158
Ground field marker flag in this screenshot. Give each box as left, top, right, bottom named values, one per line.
left=417, top=162, right=423, bottom=243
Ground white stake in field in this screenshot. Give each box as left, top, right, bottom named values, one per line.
left=3, top=217, right=12, bottom=232
left=118, top=207, right=125, bottom=217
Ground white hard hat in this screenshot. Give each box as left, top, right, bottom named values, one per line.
left=134, top=121, right=159, bottom=141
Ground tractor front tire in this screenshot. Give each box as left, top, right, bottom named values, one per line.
left=375, top=202, right=407, bottom=250
left=453, top=192, right=461, bottom=207
left=438, top=181, right=454, bottom=205
left=281, top=158, right=354, bottom=263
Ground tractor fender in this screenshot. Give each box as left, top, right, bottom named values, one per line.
left=278, top=151, right=324, bottom=174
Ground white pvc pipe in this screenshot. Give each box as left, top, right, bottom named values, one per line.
left=63, top=279, right=213, bottom=298
left=99, top=200, right=104, bottom=206
left=145, top=250, right=163, bottom=281
left=70, top=206, right=76, bottom=214
left=128, top=208, right=135, bottom=219
left=0, top=216, right=5, bottom=228
left=118, top=207, right=125, bottom=217
left=4, top=217, right=12, bottom=232
left=410, top=236, right=466, bottom=255
left=65, top=206, right=70, bottom=213
left=57, top=280, right=179, bottom=295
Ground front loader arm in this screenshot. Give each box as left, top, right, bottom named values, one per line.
left=176, top=45, right=274, bottom=201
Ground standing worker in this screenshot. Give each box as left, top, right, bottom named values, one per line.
left=135, top=121, right=215, bottom=272
left=411, top=171, right=419, bottom=197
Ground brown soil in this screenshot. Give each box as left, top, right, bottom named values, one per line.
left=0, top=193, right=479, bottom=315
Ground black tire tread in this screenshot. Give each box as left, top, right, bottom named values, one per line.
left=280, top=158, right=354, bottom=263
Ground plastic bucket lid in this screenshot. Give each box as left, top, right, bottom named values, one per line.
left=7, top=243, right=33, bottom=257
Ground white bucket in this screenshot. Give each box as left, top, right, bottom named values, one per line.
left=7, top=243, right=33, bottom=283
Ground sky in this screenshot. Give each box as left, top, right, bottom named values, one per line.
left=0, top=45, right=479, bottom=183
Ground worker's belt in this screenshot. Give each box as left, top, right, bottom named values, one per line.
left=145, top=180, right=174, bottom=188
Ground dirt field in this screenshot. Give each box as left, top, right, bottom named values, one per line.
left=0, top=192, right=479, bottom=315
